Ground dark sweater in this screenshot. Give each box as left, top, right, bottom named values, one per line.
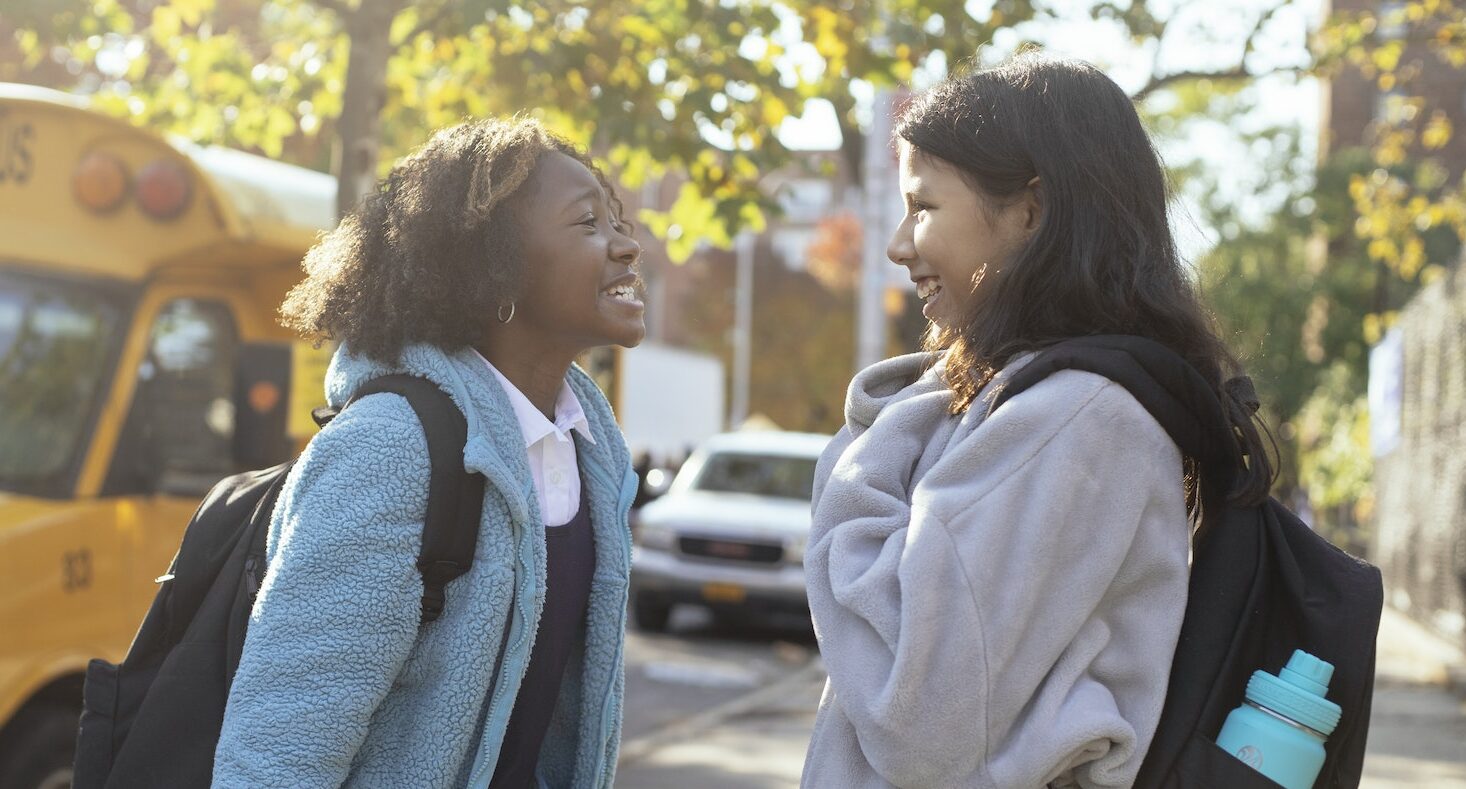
left=489, top=485, right=597, bottom=788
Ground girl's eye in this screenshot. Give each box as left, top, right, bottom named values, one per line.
left=579, top=214, right=598, bottom=228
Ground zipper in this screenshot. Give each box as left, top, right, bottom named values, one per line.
left=243, top=556, right=262, bottom=599
left=479, top=569, right=517, bottom=726
left=597, top=633, right=627, bottom=786
left=468, top=516, right=539, bottom=788
left=588, top=466, right=639, bottom=786
left=468, top=461, right=633, bottom=787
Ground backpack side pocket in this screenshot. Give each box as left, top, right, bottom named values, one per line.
left=72, top=658, right=119, bottom=789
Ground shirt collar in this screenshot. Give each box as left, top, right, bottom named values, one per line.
left=475, top=352, right=596, bottom=449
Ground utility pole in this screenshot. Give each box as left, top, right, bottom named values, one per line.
left=857, top=90, right=900, bottom=371
left=730, top=230, right=755, bottom=429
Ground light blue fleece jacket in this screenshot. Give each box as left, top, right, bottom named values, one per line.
left=213, top=343, right=638, bottom=789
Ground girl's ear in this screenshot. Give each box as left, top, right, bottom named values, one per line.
left=1022, top=176, right=1042, bottom=236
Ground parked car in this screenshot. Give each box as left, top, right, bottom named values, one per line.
left=629, top=431, right=831, bottom=631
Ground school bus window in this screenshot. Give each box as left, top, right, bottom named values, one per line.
left=0, top=271, right=124, bottom=498
left=104, top=299, right=238, bottom=497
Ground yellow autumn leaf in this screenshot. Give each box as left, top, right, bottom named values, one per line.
left=1399, top=237, right=1425, bottom=278
left=1348, top=176, right=1368, bottom=202
left=1372, top=42, right=1403, bottom=72
left=1422, top=113, right=1453, bottom=149
left=1367, top=237, right=1397, bottom=261
left=618, top=15, right=667, bottom=45
left=152, top=5, right=182, bottom=44
left=738, top=201, right=767, bottom=234
left=809, top=8, right=848, bottom=62
left=1362, top=313, right=1382, bottom=345
left=762, top=95, right=789, bottom=126
left=172, top=0, right=215, bottom=27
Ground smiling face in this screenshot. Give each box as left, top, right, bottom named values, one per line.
left=887, top=140, right=1037, bottom=330
left=512, top=152, right=646, bottom=352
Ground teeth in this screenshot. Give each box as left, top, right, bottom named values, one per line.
left=917, top=279, right=942, bottom=301
left=604, top=285, right=638, bottom=300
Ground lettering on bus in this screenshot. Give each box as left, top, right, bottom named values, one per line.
left=0, top=108, right=35, bottom=186
left=62, top=548, right=93, bottom=592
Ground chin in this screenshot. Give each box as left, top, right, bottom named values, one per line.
left=597, top=319, right=646, bottom=349
left=614, top=326, right=647, bottom=348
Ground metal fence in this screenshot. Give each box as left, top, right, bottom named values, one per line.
left=1372, top=267, right=1466, bottom=644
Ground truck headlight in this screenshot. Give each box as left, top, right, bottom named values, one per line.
left=786, top=534, right=808, bottom=565
left=635, top=521, right=677, bottom=551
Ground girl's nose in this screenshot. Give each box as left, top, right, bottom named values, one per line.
left=612, top=229, right=641, bottom=265
left=887, top=215, right=916, bottom=267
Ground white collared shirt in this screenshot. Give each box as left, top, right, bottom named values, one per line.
left=476, top=353, right=596, bottom=527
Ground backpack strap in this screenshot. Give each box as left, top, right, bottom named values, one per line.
left=985, top=335, right=1244, bottom=503
left=327, top=374, right=486, bottom=624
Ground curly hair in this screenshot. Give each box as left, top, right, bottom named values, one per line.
left=280, top=117, right=630, bottom=363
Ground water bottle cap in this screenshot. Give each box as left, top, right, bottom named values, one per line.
left=1245, top=651, right=1342, bottom=736
left=1279, top=649, right=1333, bottom=697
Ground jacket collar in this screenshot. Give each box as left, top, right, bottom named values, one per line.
left=472, top=351, right=597, bottom=450
left=844, top=350, right=1044, bottom=433
left=325, top=343, right=628, bottom=521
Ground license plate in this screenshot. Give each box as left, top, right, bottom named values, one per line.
left=702, top=582, right=747, bottom=603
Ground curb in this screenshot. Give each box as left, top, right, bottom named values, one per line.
left=1449, top=665, right=1466, bottom=700
left=617, top=658, right=826, bottom=766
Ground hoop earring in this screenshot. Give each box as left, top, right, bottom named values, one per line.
left=497, top=302, right=516, bottom=324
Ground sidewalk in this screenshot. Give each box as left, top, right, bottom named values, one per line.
left=615, top=661, right=823, bottom=788
left=616, top=606, right=1466, bottom=787
left=1361, top=606, right=1466, bottom=787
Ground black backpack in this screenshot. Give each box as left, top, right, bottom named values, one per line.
left=73, top=375, right=486, bottom=789
left=988, top=335, right=1382, bottom=789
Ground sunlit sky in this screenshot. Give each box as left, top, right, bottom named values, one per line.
left=772, top=0, right=1323, bottom=261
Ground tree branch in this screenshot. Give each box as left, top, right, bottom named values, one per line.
left=393, top=3, right=455, bottom=47
left=1242, top=0, right=1292, bottom=64
left=1132, top=0, right=1301, bottom=101
left=1132, top=64, right=1309, bottom=101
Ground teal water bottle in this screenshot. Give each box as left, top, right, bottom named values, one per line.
left=1215, top=650, right=1341, bottom=789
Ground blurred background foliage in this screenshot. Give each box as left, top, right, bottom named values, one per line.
left=6, top=0, right=1466, bottom=538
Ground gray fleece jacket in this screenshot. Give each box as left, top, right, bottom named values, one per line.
left=802, top=352, right=1189, bottom=789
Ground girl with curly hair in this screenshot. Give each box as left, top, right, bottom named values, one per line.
left=212, top=118, right=645, bottom=788
left=801, top=53, right=1274, bottom=787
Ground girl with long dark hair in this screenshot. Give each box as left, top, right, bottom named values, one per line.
left=802, top=52, right=1272, bottom=787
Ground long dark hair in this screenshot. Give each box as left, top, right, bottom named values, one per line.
left=896, top=51, right=1274, bottom=508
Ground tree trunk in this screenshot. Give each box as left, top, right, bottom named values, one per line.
left=334, top=0, right=402, bottom=219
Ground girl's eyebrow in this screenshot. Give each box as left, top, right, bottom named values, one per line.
left=561, top=187, right=601, bottom=214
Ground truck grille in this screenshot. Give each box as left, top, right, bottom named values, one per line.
left=678, top=536, right=784, bottom=565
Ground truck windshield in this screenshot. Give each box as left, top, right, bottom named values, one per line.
left=691, top=452, right=819, bottom=501
left=0, top=271, right=127, bottom=497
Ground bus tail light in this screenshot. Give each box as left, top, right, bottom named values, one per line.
left=136, top=159, right=192, bottom=220
left=73, top=151, right=129, bottom=213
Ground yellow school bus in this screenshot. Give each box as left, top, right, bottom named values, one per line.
left=0, top=83, right=336, bottom=788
